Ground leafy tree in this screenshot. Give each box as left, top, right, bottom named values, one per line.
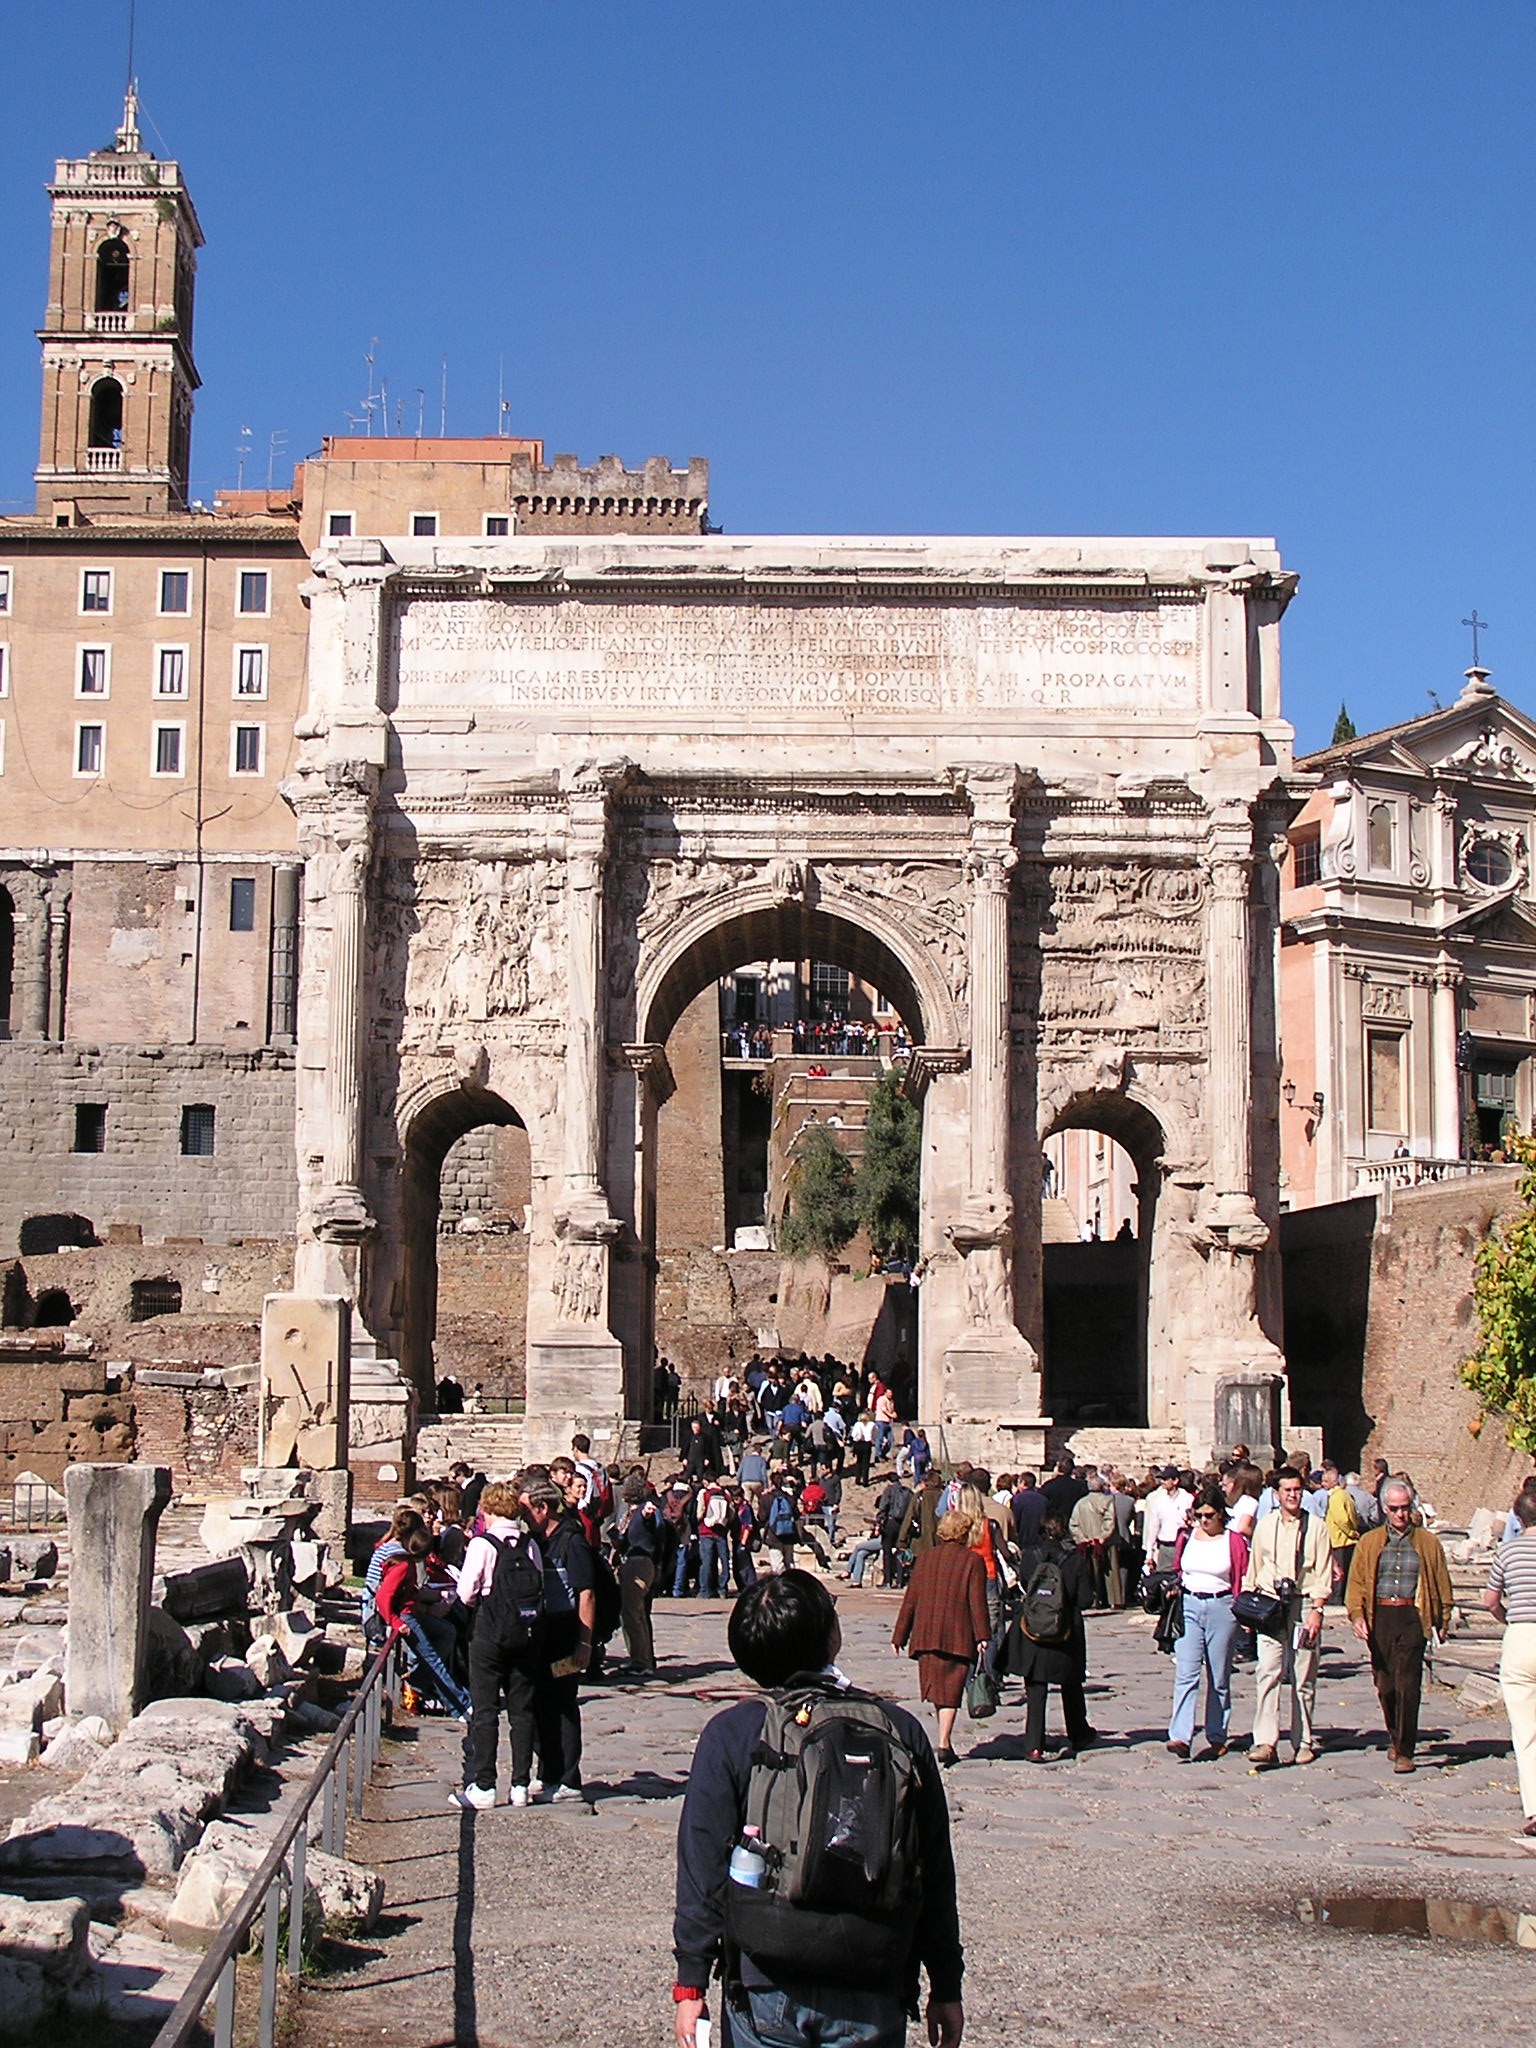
left=1461, top=1136, right=1536, bottom=1454
left=777, top=1122, right=858, bottom=1259
left=856, top=1070, right=921, bottom=1264
left=1331, top=702, right=1357, bottom=745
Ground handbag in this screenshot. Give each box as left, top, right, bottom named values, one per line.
left=1233, top=1588, right=1289, bottom=1638
left=1138, top=1568, right=1180, bottom=1616
left=1152, top=1584, right=1185, bottom=1653
left=964, top=1653, right=1000, bottom=1720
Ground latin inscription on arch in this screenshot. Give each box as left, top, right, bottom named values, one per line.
left=394, top=596, right=1201, bottom=725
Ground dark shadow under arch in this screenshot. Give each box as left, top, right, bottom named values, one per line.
left=400, top=1084, right=524, bottom=1398
left=1042, top=1091, right=1166, bottom=1426
left=642, top=903, right=929, bottom=1050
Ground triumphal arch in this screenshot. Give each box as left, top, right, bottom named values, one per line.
left=284, top=532, right=1301, bottom=1468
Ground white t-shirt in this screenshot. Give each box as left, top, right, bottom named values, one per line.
left=1180, top=1528, right=1236, bottom=1596
left=1226, top=1494, right=1259, bottom=1533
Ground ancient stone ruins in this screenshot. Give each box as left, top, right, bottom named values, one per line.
left=284, top=532, right=1301, bottom=1471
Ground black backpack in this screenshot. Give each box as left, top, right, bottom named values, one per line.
left=724, top=1682, right=924, bottom=1988
left=1020, top=1553, right=1071, bottom=1643
left=475, top=1529, right=546, bottom=1653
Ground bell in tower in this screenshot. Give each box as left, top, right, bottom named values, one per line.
left=35, top=83, right=203, bottom=521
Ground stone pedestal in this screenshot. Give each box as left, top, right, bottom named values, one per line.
left=522, top=1332, right=625, bottom=1464
left=259, top=1294, right=351, bottom=1468
left=64, top=1463, right=173, bottom=1733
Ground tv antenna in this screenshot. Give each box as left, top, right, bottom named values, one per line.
left=235, top=424, right=252, bottom=495
left=266, top=428, right=289, bottom=494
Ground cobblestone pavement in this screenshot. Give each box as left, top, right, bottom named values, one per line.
left=294, top=1591, right=1536, bottom=2048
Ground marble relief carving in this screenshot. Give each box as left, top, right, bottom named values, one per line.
left=1037, top=861, right=1206, bottom=1052
left=371, top=858, right=565, bottom=1050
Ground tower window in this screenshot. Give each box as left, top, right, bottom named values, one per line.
left=326, top=512, right=354, bottom=538
left=234, top=645, right=267, bottom=697
left=0, top=568, right=11, bottom=613
left=94, top=237, right=130, bottom=313
left=75, top=723, right=104, bottom=776
left=484, top=515, right=510, bottom=537
left=81, top=569, right=112, bottom=614
left=229, top=877, right=256, bottom=931
left=180, top=1105, right=216, bottom=1157
left=73, top=1104, right=107, bottom=1153
left=237, top=570, right=269, bottom=616
left=77, top=646, right=110, bottom=697
left=411, top=513, right=438, bottom=537
left=159, top=570, right=190, bottom=614
left=232, top=724, right=265, bottom=775
left=152, top=723, right=185, bottom=777
left=0, top=647, right=8, bottom=698
left=87, top=378, right=124, bottom=450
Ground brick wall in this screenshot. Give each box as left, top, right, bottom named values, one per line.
left=132, top=1380, right=257, bottom=1492
left=0, top=1042, right=296, bottom=1250
left=657, top=989, right=725, bottom=1253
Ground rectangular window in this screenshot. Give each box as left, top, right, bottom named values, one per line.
left=484, top=514, right=509, bottom=537
left=410, top=512, right=438, bottom=537
left=158, top=569, right=191, bottom=614
left=77, top=645, right=110, bottom=697
left=155, top=645, right=187, bottom=697
left=234, top=645, right=267, bottom=697
left=326, top=512, right=354, bottom=538
left=75, top=722, right=104, bottom=776
left=1291, top=830, right=1322, bottom=889
left=152, top=723, right=185, bottom=777
left=80, top=568, right=112, bottom=614
left=237, top=569, right=269, bottom=615
left=0, top=567, right=11, bottom=613
left=809, top=962, right=851, bottom=1018
left=180, top=1104, right=216, bottom=1156
left=73, top=1103, right=107, bottom=1154
left=232, top=723, right=264, bottom=775
left=0, top=721, right=6, bottom=775
left=229, top=876, right=256, bottom=931
left=1366, top=1031, right=1404, bottom=1133
left=0, top=645, right=7, bottom=697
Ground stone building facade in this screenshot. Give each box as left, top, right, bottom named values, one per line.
left=287, top=531, right=1303, bottom=1469
left=1279, top=668, right=1536, bottom=1208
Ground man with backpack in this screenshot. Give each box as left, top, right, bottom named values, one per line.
left=1002, top=1510, right=1096, bottom=1761
left=520, top=1471, right=597, bottom=1801
left=696, top=1477, right=734, bottom=1598
left=452, top=1480, right=547, bottom=1809
left=672, top=1571, right=964, bottom=2048
left=760, top=1476, right=800, bottom=1572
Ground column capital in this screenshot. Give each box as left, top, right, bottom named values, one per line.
left=1204, top=800, right=1255, bottom=873
left=614, top=1041, right=676, bottom=1105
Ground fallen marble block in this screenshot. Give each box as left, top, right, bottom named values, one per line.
left=156, top=1557, right=250, bottom=1623
left=0, top=1890, right=90, bottom=2031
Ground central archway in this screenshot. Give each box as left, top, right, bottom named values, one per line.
left=399, top=1081, right=526, bottom=1400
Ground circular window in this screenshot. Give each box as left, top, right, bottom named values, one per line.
left=1467, top=838, right=1514, bottom=887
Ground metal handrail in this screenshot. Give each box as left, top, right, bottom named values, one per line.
left=151, top=1635, right=402, bottom=2048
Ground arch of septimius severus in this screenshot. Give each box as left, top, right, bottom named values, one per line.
left=283, top=531, right=1301, bottom=1469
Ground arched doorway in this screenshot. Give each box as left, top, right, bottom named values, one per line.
left=1040, top=1092, right=1166, bottom=1425
left=632, top=897, right=947, bottom=1419
left=399, top=1082, right=527, bottom=1402
left=87, top=377, right=124, bottom=450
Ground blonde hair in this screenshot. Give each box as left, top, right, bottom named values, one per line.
left=957, top=1483, right=991, bottom=1544
left=937, top=1507, right=973, bottom=1544
left=478, top=1481, right=521, bottom=1520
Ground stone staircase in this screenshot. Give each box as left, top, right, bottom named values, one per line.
left=415, top=1416, right=525, bottom=1478
left=1040, top=1197, right=1082, bottom=1243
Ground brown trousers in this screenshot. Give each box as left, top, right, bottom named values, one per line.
left=1368, top=1604, right=1426, bottom=1757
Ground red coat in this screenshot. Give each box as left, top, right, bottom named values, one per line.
left=892, top=1541, right=990, bottom=1660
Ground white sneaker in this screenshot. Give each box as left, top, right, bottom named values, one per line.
left=452, top=1782, right=496, bottom=1810
left=508, top=1784, right=530, bottom=1807
left=550, top=1783, right=585, bottom=1804
left=528, top=1776, right=544, bottom=1797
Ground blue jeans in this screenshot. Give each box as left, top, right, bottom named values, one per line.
left=846, top=1539, right=881, bottom=1587
left=724, top=1980, right=907, bottom=2048
left=1169, top=1592, right=1238, bottom=1745
left=672, top=1537, right=696, bottom=1597
left=698, top=1531, right=729, bottom=1598
left=872, top=1422, right=893, bottom=1461
left=401, top=1616, right=471, bottom=1719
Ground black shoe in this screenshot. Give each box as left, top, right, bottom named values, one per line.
left=1068, top=1728, right=1099, bottom=1755
left=937, top=1746, right=959, bottom=1768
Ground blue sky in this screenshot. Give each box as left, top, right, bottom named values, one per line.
left=2, top=2, right=1531, bottom=753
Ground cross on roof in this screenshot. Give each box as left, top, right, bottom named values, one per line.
left=1462, top=609, right=1490, bottom=666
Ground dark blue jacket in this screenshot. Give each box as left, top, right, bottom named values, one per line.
left=673, top=1683, right=964, bottom=2006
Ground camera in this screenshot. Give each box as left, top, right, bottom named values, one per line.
left=1274, top=1577, right=1296, bottom=1602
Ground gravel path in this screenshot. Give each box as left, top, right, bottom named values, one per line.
left=292, top=1591, right=1536, bottom=2048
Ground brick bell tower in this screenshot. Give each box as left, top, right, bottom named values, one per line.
left=35, top=84, right=203, bottom=521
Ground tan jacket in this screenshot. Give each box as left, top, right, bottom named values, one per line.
left=1243, top=1509, right=1332, bottom=1606
left=1345, top=1523, right=1452, bottom=1637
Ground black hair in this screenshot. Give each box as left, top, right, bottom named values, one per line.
left=727, top=1570, right=836, bottom=1688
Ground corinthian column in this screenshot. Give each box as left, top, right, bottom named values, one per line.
left=1205, top=805, right=1259, bottom=1216
left=968, top=844, right=1015, bottom=1209
left=563, top=848, right=606, bottom=1211
left=1431, top=959, right=1463, bottom=1161
left=325, top=821, right=370, bottom=1202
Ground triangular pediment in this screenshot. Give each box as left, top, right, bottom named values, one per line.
left=1447, top=889, right=1536, bottom=945
left=1301, top=690, right=1536, bottom=787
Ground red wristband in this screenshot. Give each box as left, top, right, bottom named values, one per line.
left=673, top=1984, right=705, bottom=2003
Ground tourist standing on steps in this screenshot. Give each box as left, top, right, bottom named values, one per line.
left=1166, top=1491, right=1249, bottom=1761
left=1345, top=1475, right=1452, bottom=1773
left=1485, top=1485, right=1536, bottom=1837
left=892, top=1508, right=990, bottom=1767
left=453, top=1482, right=546, bottom=1808
left=1244, top=1466, right=1332, bottom=1768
